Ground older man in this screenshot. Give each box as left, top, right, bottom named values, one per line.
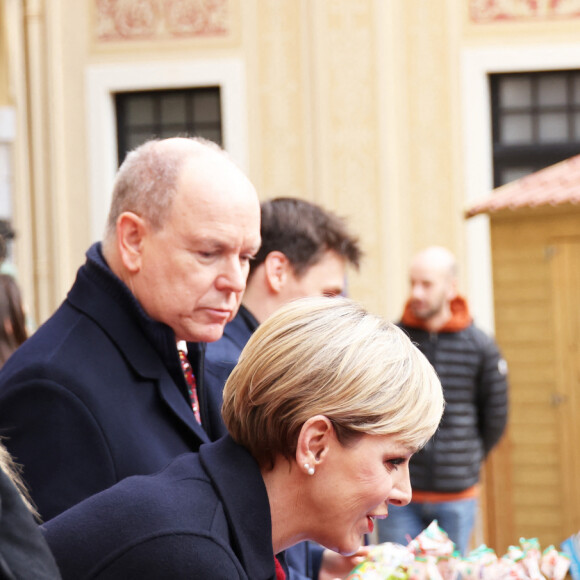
left=0, top=137, right=261, bottom=521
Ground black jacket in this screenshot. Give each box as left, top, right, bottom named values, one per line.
left=400, top=297, right=508, bottom=493
left=0, top=468, right=61, bottom=579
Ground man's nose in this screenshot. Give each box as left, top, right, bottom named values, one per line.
left=411, top=284, right=423, bottom=300
left=217, top=258, right=247, bottom=293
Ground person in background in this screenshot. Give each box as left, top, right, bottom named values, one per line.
left=43, top=297, right=445, bottom=580
left=205, top=197, right=362, bottom=579
left=0, top=274, right=28, bottom=367
left=377, top=246, right=508, bottom=555
left=0, top=219, right=16, bottom=275
left=0, top=136, right=262, bottom=522
left=0, top=441, right=61, bottom=578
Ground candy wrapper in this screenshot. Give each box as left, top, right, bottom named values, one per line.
left=561, top=532, right=580, bottom=580
left=346, top=542, right=413, bottom=579
left=541, top=545, right=573, bottom=580
left=407, top=520, right=456, bottom=559
left=346, top=521, right=571, bottom=580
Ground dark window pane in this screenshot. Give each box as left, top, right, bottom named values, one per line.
left=195, top=128, right=222, bottom=145
left=160, top=128, right=184, bottom=139
left=575, top=112, right=580, bottom=139
left=500, top=114, right=533, bottom=144
left=538, top=113, right=568, bottom=142
left=500, top=167, right=535, bottom=185
left=194, top=93, right=221, bottom=122
left=538, top=75, right=567, bottom=107
left=127, top=131, right=158, bottom=152
left=499, top=77, right=532, bottom=108
left=574, top=76, right=580, bottom=105
left=160, top=95, right=187, bottom=124
left=126, top=96, right=155, bottom=126
left=115, top=87, right=221, bottom=165
left=491, top=71, right=580, bottom=187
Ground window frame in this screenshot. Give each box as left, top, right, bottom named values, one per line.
left=490, top=70, right=580, bottom=187
left=86, top=58, right=247, bottom=241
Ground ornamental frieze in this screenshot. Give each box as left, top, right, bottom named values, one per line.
left=470, top=0, right=580, bottom=22
left=95, top=0, right=232, bottom=42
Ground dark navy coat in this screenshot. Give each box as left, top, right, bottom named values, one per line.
left=43, top=436, right=284, bottom=580
left=0, top=244, right=222, bottom=521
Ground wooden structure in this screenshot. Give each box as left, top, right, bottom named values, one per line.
left=466, top=156, right=580, bottom=554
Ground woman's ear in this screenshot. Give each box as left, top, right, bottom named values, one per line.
left=295, top=415, right=333, bottom=473
left=263, top=251, right=291, bottom=294
left=117, top=212, right=146, bottom=273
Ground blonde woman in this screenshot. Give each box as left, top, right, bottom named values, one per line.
left=44, top=297, right=444, bottom=580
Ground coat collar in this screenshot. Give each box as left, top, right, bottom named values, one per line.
left=200, top=437, right=278, bottom=579
left=401, top=295, right=473, bottom=333
left=67, top=243, right=210, bottom=445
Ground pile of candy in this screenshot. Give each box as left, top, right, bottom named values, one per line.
left=346, top=520, right=571, bottom=580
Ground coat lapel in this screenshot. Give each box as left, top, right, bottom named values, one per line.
left=67, top=270, right=210, bottom=447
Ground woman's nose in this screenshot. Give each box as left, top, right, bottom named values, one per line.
left=388, top=471, right=412, bottom=507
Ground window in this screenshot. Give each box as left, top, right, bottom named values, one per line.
left=490, top=71, right=580, bottom=187
left=115, top=87, right=222, bottom=165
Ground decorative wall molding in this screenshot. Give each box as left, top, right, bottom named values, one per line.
left=470, top=0, right=580, bottom=23
left=94, top=0, right=233, bottom=42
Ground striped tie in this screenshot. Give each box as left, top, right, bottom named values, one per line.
left=178, top=348, right=202, bottom=424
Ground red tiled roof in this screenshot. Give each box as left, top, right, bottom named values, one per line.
left=465, top=154, right=580, bottom=218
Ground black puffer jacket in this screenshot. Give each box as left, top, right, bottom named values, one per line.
left=400, top=297, right=508, bottom=493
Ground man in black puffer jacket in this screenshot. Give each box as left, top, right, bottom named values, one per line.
left=377, top=246, right=508, bottom=555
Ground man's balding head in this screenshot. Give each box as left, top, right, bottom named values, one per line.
left=408, top=246, right=458, bottom=330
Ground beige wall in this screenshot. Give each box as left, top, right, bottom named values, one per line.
left=4, top=0, right=580, bottom=330
left=0, top=0, right=9, bottom=107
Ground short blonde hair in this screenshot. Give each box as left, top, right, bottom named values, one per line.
left=222, top=297, right=444, bottom=467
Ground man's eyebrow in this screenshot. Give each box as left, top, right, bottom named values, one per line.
left=246, top=242, right=261, bottom=254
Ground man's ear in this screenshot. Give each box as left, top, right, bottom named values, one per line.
left=117, top=212, right=146, bottom=273
left=263, top=251, right=292, bottom=293
left=295, top=415, right=333, bottom=472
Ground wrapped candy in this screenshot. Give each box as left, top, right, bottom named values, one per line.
left=540, top=545, right=571, bottom=580
left=407, top=520, right=456, bottom=558
left=406, top=555, right=443, bottom=580
left=345, top=542, right=412, bottom=580
left=346, top=523, right=572, bottom=579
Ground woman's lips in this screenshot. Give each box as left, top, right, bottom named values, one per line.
left=366, top=513, right=388, bottom=533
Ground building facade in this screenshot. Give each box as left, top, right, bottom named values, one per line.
left=1, top=0, right=580, bottom=551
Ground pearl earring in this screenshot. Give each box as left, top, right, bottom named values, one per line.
left=304, top=463, right=315, bottom=476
